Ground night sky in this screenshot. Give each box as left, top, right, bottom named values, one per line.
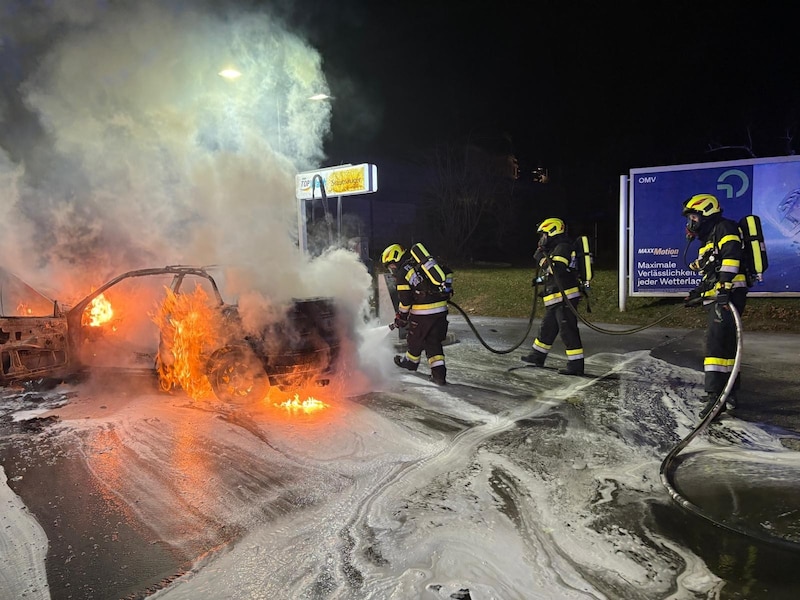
left=2, top=1, right=799, bottom=266
left=284, top=1, right=800, bottom=196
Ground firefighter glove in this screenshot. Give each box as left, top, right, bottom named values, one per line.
left=394, top=312, right=408, bottom=329
left=715, top=290, right=729, bottom=306
left=684, top=287, right=702, bottom=308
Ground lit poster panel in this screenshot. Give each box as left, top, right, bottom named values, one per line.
left=630, top=156, right=800, bottom=297
left=295, top=163, right=378, bottom=200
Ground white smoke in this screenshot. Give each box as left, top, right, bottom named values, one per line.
left=0, top=0, right=370, bottom=313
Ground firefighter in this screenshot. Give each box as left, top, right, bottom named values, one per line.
left=381, top=243, right=453, bottom=385
left=682, top=193, right=749, bottom=418
left=521, top=217, right=585, bottom=375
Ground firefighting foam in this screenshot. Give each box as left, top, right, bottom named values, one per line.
left=9, top=337, right=799, bottom=600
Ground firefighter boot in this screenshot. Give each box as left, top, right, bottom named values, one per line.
left=559, top=358, right=584, bottom=376
left=430, top=365, right=447, bottom=386
left=394, top=355, right=418, bottom=371
left=699, top=393, right=725, bottom=420
left=521, top=351, right=546, bottom=366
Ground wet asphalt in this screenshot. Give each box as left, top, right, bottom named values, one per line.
left=443, top=315, right=800, bottom=448
left=1, top=315, right=798, bottom=599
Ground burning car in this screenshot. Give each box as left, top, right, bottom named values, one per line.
left=0, top=266, right=347, bottom=402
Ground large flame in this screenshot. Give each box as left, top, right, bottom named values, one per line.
left=152, top=287, right=336, bottom=413
left=83, top=293, right=114, bottom=327
left=153, top=286, right=220, bottom=400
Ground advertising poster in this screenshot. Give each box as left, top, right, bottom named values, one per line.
left=629, top=156, right=800, bottom=296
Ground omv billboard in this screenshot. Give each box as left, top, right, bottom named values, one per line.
left=626, top=155, right=800, bottom=297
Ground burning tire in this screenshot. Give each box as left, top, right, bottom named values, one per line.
left=206, top=345, right=270, bottom=403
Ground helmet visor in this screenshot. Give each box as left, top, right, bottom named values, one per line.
left=685, top=213, right=701, bottom=238
left=537, top=232, right=549, bottom=248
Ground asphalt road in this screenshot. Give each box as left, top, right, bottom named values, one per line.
left=1, top=314, right=799, bottom=599
left=471, top=315, right=800, bottom=445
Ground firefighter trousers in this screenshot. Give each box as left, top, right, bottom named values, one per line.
left=535, top=298, right=583, bottom=360
left=703, top=288, right=748, bottom=396
left=405, top=312, right=449, bottom=370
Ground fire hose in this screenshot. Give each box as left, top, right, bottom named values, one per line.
left=444, top=296, right=539, bottom=354
left=659, top=302, right=800, bottom=552
left=445, top=268, right=800, bottom=552
left=443, top=258, right=689, bottom=356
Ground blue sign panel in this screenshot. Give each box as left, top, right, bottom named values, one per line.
left=629, top=156, right=800, bottom=296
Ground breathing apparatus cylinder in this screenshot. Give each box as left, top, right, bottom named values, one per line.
left=410, top=242, right=446, bottom=286
left=573, top=235, right=593, bottom=287
left=739, top=215, right=768, bottom=284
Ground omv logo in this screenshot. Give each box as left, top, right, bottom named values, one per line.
left=716, top=169, right=749, bottom=199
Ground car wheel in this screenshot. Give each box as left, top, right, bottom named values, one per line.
left=206, top=346, right=270, bottom=403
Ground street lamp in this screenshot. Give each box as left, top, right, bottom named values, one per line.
left=218, top=68, right=242, bottom=80
left=218, top=67, right=285, bottom=151
left=218, top=66, right=333, bottom=153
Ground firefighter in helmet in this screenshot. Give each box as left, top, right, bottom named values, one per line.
left=682, top=193, right=749, bottom=419
left=521, top=217, right=585, bottom=375
left=381, top=243, right=453, bottom=385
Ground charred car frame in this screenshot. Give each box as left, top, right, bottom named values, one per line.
left=0, top=266, right=347, bottom=401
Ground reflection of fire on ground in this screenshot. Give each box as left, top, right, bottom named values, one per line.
left=153, top=286, right=221, bottom=400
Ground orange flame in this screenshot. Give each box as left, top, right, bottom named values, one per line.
left=16, top=303, right=32, bottom=316
left=83, top=293, right=114, bottom=327
left=153, top=286, right=220, bottom=400
left=275, top=393, right=328, bottom=414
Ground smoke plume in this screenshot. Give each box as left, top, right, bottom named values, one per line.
left=0, top=0, right=370, bottom=314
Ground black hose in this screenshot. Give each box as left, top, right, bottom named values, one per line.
left=574, top=301, right=683, bottom=335
left=540, top=255, right=686, bottom=336
left=447, top=297, right=537, bottom=355
left=658, top=303, right=800, bottom=552
left=447, top=259, right=686, bottom=355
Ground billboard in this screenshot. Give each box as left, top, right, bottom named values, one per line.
left=295, top=163, right=378, bottom=200
left=625, top=155, right=800, bottom=298
left=294, top=163, right=379, bottom=254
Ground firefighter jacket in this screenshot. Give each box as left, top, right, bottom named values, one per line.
left=534, top=235, right=582, bottom=307
left=690, top=215, right=748, bottom=301
left=395, top=253, right=453, bottom=319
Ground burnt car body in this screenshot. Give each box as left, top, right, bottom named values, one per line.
left=0, top=267, right=70, bottom=383
left=1, top=266, right=346, bottom=401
